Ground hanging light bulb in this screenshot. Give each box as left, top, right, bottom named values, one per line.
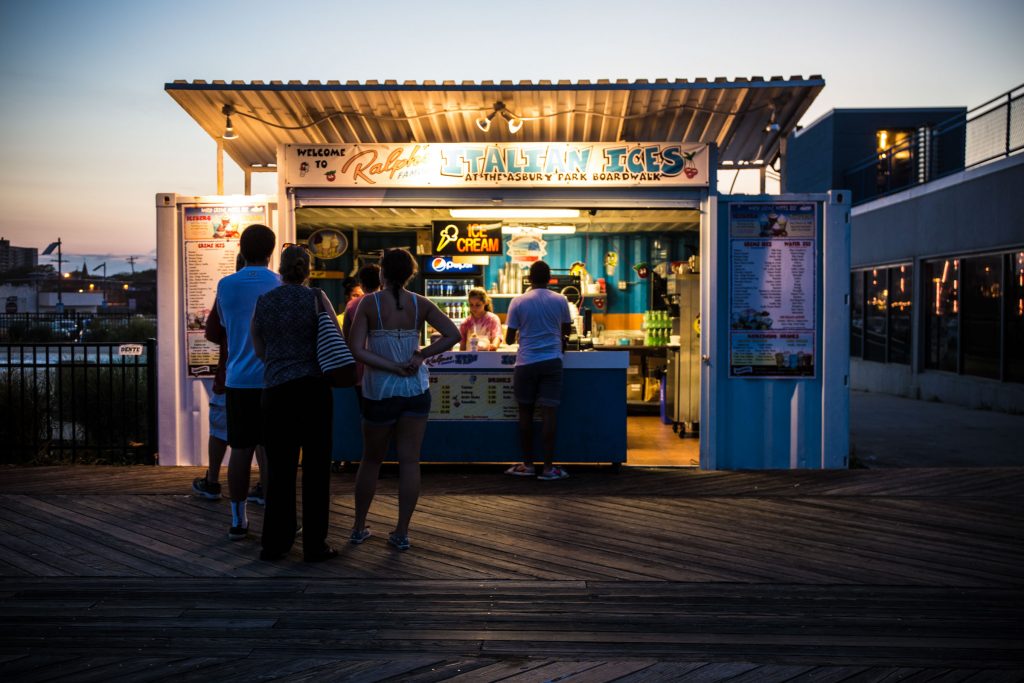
left=477, top=101, right=524, bottom=135
left=222, top=104, right=239, bottom=140
left=502, top=110, right=523, bottom=134
left=476, top=111, right=496, bottom=132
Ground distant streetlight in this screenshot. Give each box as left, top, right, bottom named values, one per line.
left=42, top=238, right=63, bottom=305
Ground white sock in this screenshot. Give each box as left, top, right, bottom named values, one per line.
left=230, top=501, right=248, bottom=529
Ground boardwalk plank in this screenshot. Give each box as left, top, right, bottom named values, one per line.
left=0, top=465, right=1022, bottom=677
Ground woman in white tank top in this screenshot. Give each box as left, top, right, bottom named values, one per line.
left=347, top=249, right=460, bottom=551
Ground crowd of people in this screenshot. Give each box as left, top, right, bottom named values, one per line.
left=193, top=224, right=572, bottom=562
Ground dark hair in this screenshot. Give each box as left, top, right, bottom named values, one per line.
left=357, top=263, right=381, bottom=292
left=278, top=245, right=310, bottom=284
left=239, top=224, right=275, bottom=263
left=380, top=248, right=417, bottom=309
left=342, top=277, right=360, bottom=301
left=234, top=252, right=246, bottom=272
left=467, top=287, right=493, bottom=313
left=529, top=260, right=551, bottom=286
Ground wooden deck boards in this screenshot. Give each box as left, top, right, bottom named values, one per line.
left=0, top=465, right=1022, bottom=680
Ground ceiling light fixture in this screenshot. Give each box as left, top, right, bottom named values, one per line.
left=475, top=101, right=524, bottom=134
left=764, top=109, right=780, bottom=134
left=222, top=104, right=238, bottom=140
left=450, top=209, right=581, bottom=219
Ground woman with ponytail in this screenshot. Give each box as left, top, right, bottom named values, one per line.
left=347, top=248, right=460, bottom=550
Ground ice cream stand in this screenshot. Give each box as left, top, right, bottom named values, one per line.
left=157, top=77, right=849, bottom=470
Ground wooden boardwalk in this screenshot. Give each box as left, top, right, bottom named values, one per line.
left=1, top=465, right=1022, bottom=681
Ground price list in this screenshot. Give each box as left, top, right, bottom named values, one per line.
left=429, top=373, right=519, bottom=420
left=728, top=203, right=817, bottom=378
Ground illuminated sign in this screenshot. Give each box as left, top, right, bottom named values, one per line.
left=425, top=256, right=482, bottom=275
left=284, top=143, right=709, bottom=188
left=432, top=221, right=503, bottom=256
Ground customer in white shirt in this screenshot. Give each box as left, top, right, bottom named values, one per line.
left=503, top=260, right=573, bottom=480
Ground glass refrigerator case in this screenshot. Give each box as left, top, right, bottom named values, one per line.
left=421, top=256, right=483, bottom=337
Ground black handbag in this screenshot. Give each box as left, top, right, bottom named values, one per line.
left=312, top=289, right=356, bottom=387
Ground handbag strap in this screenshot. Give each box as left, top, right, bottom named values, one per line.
left=311, top=287, right=325, bottom=315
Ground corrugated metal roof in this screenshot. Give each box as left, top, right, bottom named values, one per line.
left=165, top=77, right=824, bottom=172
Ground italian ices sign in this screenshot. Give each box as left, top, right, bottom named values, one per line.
left=728, top=203, right=818, bottom=378
left=283, top=143, right=709, bottom=188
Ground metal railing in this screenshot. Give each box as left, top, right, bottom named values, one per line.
left=0, top=312, right=157, bottom=342
left=0, top=339, right=157, bottom=464
left=843, top=83, right=1024, bottom=205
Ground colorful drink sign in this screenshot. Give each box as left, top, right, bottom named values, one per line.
left=284, top=143, right=709, bottom=188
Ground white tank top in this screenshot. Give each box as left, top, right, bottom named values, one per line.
left=361, top=291, right=430, bottom=400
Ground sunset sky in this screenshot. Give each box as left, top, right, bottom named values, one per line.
left=1, top=0, right=1021, bottom=274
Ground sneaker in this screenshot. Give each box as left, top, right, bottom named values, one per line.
left=247, top=483, right=265, bottom=505
left=227, top=525, right=248, bottom=541
left=504, top=464, right=536, bottom=477
left=387, top=532, right=411, bottom=551
left=349, top=528, right=372, bottom=545
left=192, top=476, right=221, bottom=500
left=537, top=466, right=569, bottom=481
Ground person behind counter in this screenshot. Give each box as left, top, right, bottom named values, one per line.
left=459, top=287, right=503, bottom=351
left=347, top=248, right=460, bottom=551
left=504, top=260, right=572, bottom=481
left=251, top=245, right=355, bottom=563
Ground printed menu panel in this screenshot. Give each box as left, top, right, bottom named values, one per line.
left=428, top=373, right=519, bottom=421
left=182, top=205, right=266, bottom=377
left=729, top=203, right=817, bottom=378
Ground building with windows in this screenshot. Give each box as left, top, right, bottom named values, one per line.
left=0, top=238, right=39, bottom=272
left=784, top=86, right=1024, bottom=413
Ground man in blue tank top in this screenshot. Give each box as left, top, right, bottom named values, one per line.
left=215, top=224, right=280, bottom=540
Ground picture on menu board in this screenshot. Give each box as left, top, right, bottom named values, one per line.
left=728, top=203, right=817, bottom=379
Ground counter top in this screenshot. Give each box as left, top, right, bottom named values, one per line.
left=424, top=350, right=628, bottom=370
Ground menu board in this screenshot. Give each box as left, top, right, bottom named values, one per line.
left=428, top=372, right=519, bottom=420
left=182, top=205, right=266, bottom=377
left=728, top=203, right=817, bottom=378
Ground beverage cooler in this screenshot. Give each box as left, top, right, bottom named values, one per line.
left=665, top=272, right=701, bottom=436
left=421, top=256, right=483, bottom=332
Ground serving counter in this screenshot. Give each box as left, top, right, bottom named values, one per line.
left=331, top=350, right=628, bottom=465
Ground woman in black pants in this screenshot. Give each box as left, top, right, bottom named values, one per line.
left=251, top=245, right=355, bottom=561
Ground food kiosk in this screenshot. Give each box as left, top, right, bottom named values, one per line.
left=157, top=77, right=849, bottom=470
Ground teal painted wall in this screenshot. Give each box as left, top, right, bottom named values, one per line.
left=482, top=233, right=697, bottom=314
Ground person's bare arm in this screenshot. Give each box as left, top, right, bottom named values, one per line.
left=561, top=322, right=573, bottom=352
left=341, top=300, right=354, bottom=341
left=505, top=326, right=518, bottom=346
left=205, top=297, right=226, bottom=344
left=415, top=296, right=461, bottom=360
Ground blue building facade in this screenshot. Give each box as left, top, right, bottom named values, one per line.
left=784, top=101, right=1024, bottom=413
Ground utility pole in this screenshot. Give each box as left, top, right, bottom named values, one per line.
left=126, top=256, right=137, bottom=275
